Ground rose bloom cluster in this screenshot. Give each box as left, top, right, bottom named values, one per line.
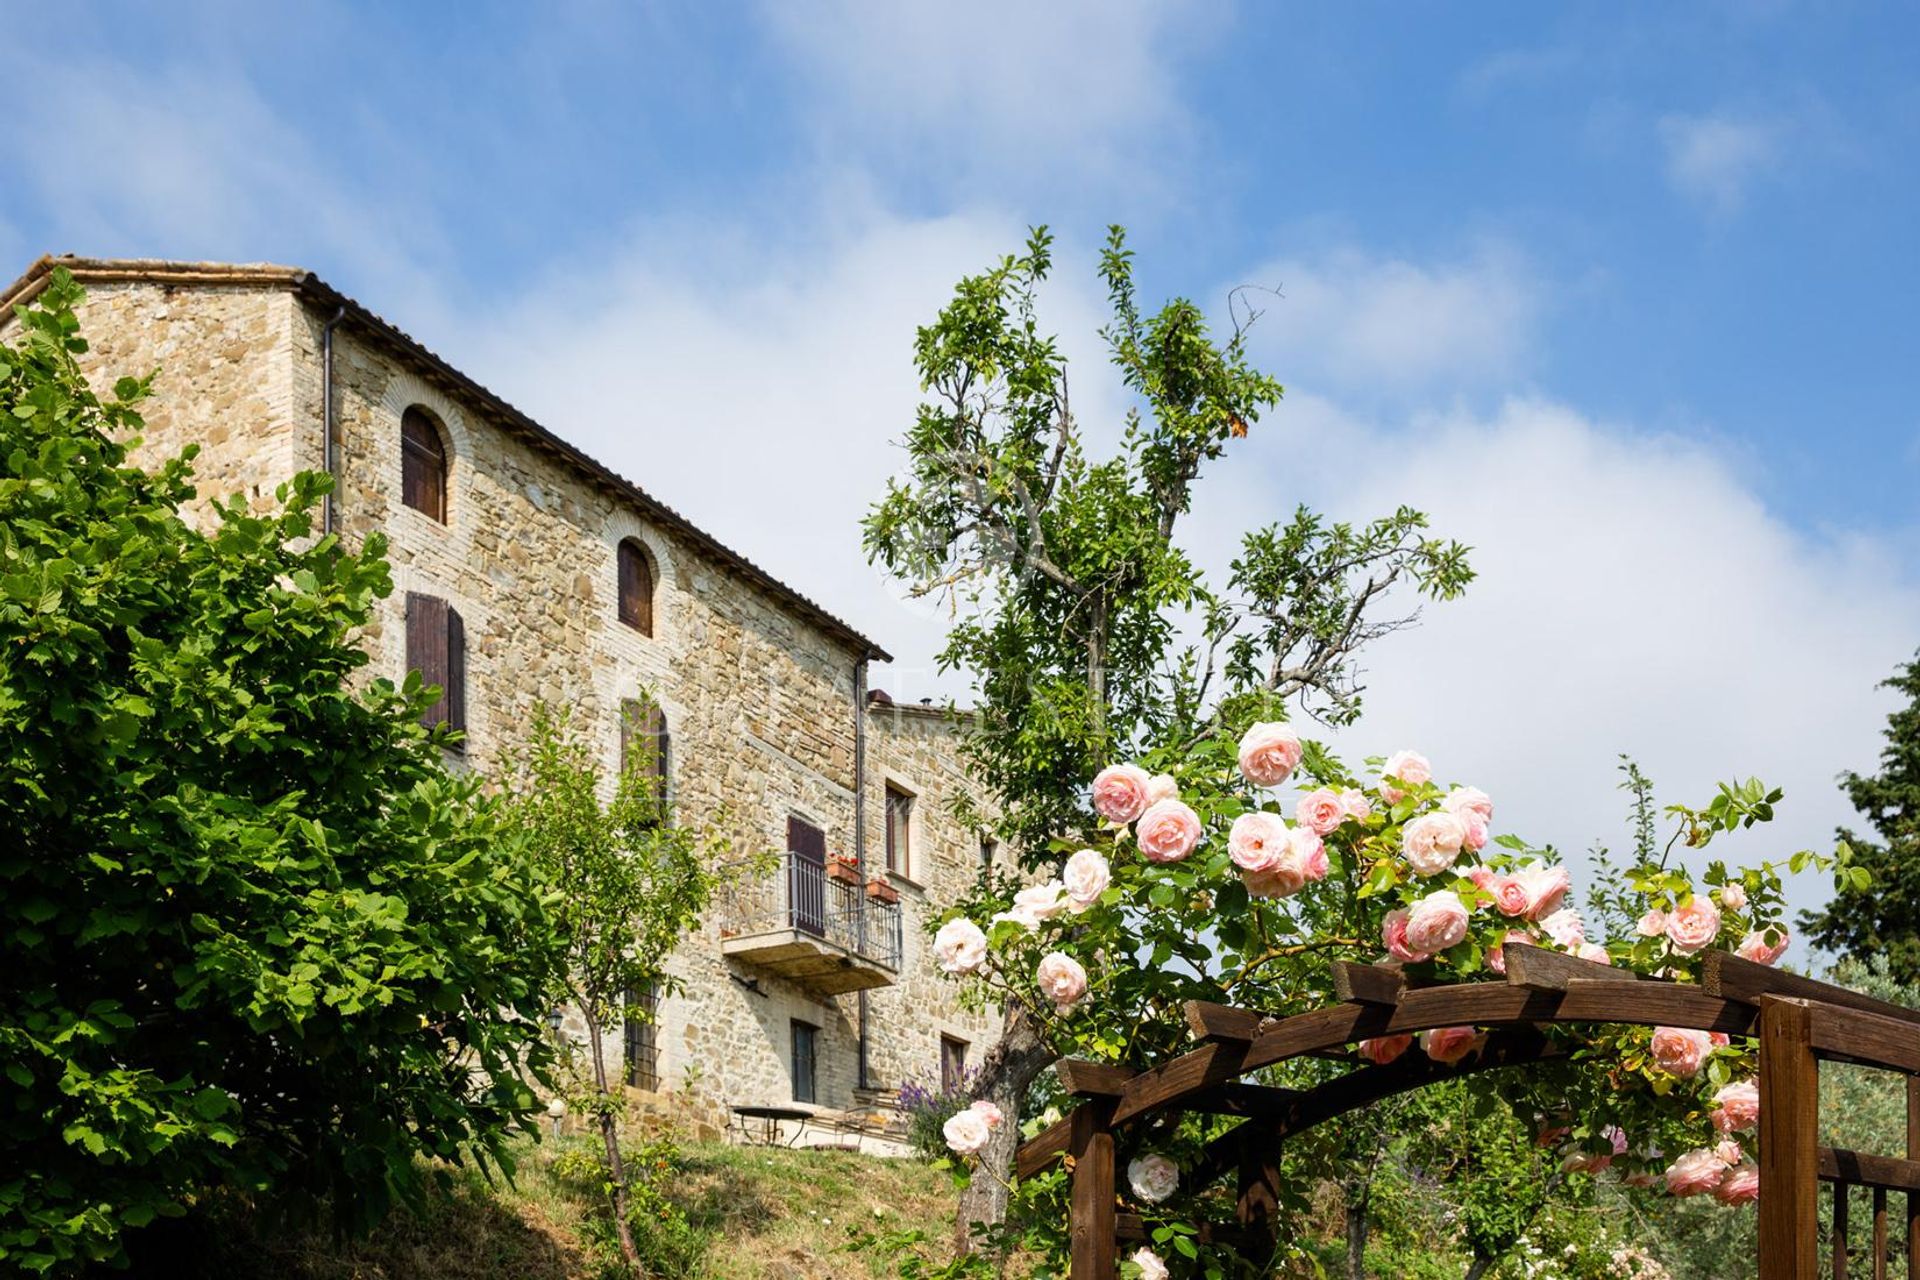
left=932, top=721, right=1791, bottom=1208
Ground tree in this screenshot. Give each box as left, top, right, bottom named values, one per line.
left=1800, top=651, right=1920, bottom=981
left=863, top=226, right=1473, bottom=1244
left=498, top=702, right=734, bottom=1273
left=0, top=269, right=569, bottom=1273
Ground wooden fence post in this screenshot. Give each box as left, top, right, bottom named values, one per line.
left=1069, top=1101, right=1117, bottom=1280
left=1907, top=1074, right=1918, bottom=1280
left=1760, top=996, right=1819, bottom=1280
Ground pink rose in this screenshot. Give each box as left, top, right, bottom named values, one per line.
left=943, top=1107, right=992, bottom=1155
left=1403, top=890, right=1470, bottom=955
left=1718, top=882, right=1748, bottom=911
left=1130, top=1248, right=1169, bottom=1280
left=1467, top=864, right=1499, bottom=892
left=1736, top=926, right=1790, bottom=966
left=1295, top=787, right=1347, bottom=835
left=1665, top=896, right=1723, bottom=955
left=1091, top=764, right=1152, bottom=823
left=1127, top=1153, right=1179, bottom=1203
left=1664, top=1148, right=1728, bottom=1197
left=1492, top=876, right=1530, bottom=917
left=1382, top=909, right=1432, bottom=964
left=1714, top=1165, right=1759, bottom=1205
left=1144, top=773, right=1180, bottom=806
left=1358, top=1035, right=1413, bottom=1065
left=1513, top=864, right=1573, bottom=920
left=1622, top=1169, right=1661, bottom=1189
left=1227, top=811, right=1290, bottom=873
left=1421, top=1026, right=1483, bottom=1065
left=1711, top=1080, right=1759, bottom=1133
left=970, top=1099, right=1004, bottom=1130
left=1486, top=929, right=1533, bottom=975
left=1401, top=811, right=1467, bottom=877
left=1036, top=952, right=1088, bottom=1013
left=1541, top=907, right=1586, bottom=950
left=1441, top=785, right=1493, bottom=824
left=1339, top=788, right=1374, bottom=821
left=933, top=918, right=988, bottom=974
left=1003, top=880, right=1070, bottom=928
left=1636, top=908, right=1669, bottom=938
left=1062, top=849, right=1111, bottom=912
left=1649, top=1026, right=1715, bottom=1078
left=1237, top=722, right=1303, bottom=787
left=1136, top=799, right=1203, bottom=863
left=1573, top=942, right=1611, bottom=965
left=1380, top=749, right=1432, bottom=801
left=1296, top=829, right=1330, bottom=882
left=1458, top=811, right=1489, bottom=850
left=1710, top=1031, right=1730, bottom=1047
left=1243, top=861, right=1307, bottom=900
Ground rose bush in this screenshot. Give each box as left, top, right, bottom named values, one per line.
left=930, top=720, right=1861, bottom=1272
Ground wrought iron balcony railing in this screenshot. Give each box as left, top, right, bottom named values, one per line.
left=716, top=852, right=903, bottom=981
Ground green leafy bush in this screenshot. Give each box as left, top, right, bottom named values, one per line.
left=0, top=270, right=568, bottom=1272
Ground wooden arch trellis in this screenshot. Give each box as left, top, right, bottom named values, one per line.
left=1015, top=943, right=1920, bottom=1279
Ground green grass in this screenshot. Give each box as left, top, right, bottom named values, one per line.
left=105, top=1133, right=965, bottom=1280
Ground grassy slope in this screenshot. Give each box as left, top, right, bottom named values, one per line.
left=124, top=1136, right=962, bottom=1280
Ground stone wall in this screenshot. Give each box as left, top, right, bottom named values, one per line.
left=30, top=269, right=1000, bottom=1140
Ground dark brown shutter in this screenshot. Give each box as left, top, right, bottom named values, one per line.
left=401, top=408, right=448, bottom=522
left=407, top=592, right=449, bottom=727
left=787, top=816, right=826, bottom=936
left=617, top=540, right=653, bottom=635
left=445, top=606, right=465, bottom=733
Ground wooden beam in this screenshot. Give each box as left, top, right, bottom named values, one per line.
left=1704, top=951, right=1920, bottom=1029
left=1906, top=1075, right=1917, bottom=1280
left=1056, top=1059, right=1136, bottom=1097
left=1185, top=1082, right=1302, bottom=1117
left=1332, top=961, right=1412, bottom=1005
left=1185, top=1000, right=1279, bottom=1042
left=1821, top=1147, right=1920, bottom=1196
left=1809, top=1003, right=1920, bottom=1076
left=1236, top=1141, right=1280, bottom=1258
left=1503, top=942, right=1642, bottom=990
left=1760, top=997, right=1820, bottom=1280
left=1015, top=1114, right=1072, bottom=1179
left=1068, top=1102, right=1116, bottom=1280
left=1114, top=1214, right=1265, bottom=1252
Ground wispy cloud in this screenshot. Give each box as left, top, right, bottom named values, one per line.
left=1235, top=245, right=1542, bottom=398
left=1659, top=111, right=1780, bottom=217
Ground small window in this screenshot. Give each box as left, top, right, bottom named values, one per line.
left=940, top=1035, right=969, bottom=1094
left=619, top=697, right=670, bottom=802
left=979, top=837, right=998, bottom=871
left=624, top=985, right=659, bottom=1091
left=885, top=785, right=914, bottom=877
left=401, top=407, right=449, bottom=522
left=617, top=539, right=654, bottom=636
left=405, top=592, right=465, bottom=735
left=790, top=1020, right=818, bottom=1104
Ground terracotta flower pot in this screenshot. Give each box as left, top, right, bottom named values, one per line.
left=866, top=878, right=899, bottom=905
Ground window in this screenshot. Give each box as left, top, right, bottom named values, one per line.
left=619, top=698, right=670, bottom=803
left=940, top=1035, right=969, bottom=1094
left=617, top=539, right=654, bottom=636
left=400, top=407, right=449, bottom=522
left=623, top=985, right=659, bottom=1091
left=885, top=784, right=914, bottom=877
left=405, top=592, right=465, bottom=734
left=979, top=837, right=998, bottom=872
left=787, top=816, right=827, bottom=937
left=790, top=1020, right=818, bottom=1104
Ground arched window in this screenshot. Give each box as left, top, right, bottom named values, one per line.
left=617, top=538, right=654, bottom=636
left=620, top=697, right=670, bottom=799
left=401, top=407, right=449, bottom=522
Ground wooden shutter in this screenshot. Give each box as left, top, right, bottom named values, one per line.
left=787, top=816, right=827, bottom=936
left=617, top=540, right=653, bottom=635
left=445, top=606, right=466, bottom=733
left=401, top=408, right=448, bottom=522
left=406, top=593, right=464, bottom=735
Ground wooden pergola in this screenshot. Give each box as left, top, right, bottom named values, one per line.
left=1015, top=944, right=1920, bottom=1279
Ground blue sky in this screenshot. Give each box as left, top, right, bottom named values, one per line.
left=4, top=1, right=1918, bottom=929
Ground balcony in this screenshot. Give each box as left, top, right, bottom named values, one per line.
left=717, top=852, right=902, bottom=996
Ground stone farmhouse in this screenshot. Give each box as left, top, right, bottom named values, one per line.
left=0, top=255, right=1001, bottom=1142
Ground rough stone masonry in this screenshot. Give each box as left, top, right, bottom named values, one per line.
left=0, top=256, right=1003, bottom=1144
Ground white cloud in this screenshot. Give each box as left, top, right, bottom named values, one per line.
left=1237, top=246, right=1542, bottom=396
left=758, top=0, right=1218, bottom=193
left=1190, top=392, right=1920, bottom=941
left=1659, top=111, right=1780, bottom=217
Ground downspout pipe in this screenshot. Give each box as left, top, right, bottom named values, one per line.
left=853, top=655, right=870, bottom=1090
left=320, top=304, right=347, bottom=536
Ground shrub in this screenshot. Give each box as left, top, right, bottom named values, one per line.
left=898, top=1070, right=979, bottom=1163
left=0, top=271, right=568, bottom=1272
